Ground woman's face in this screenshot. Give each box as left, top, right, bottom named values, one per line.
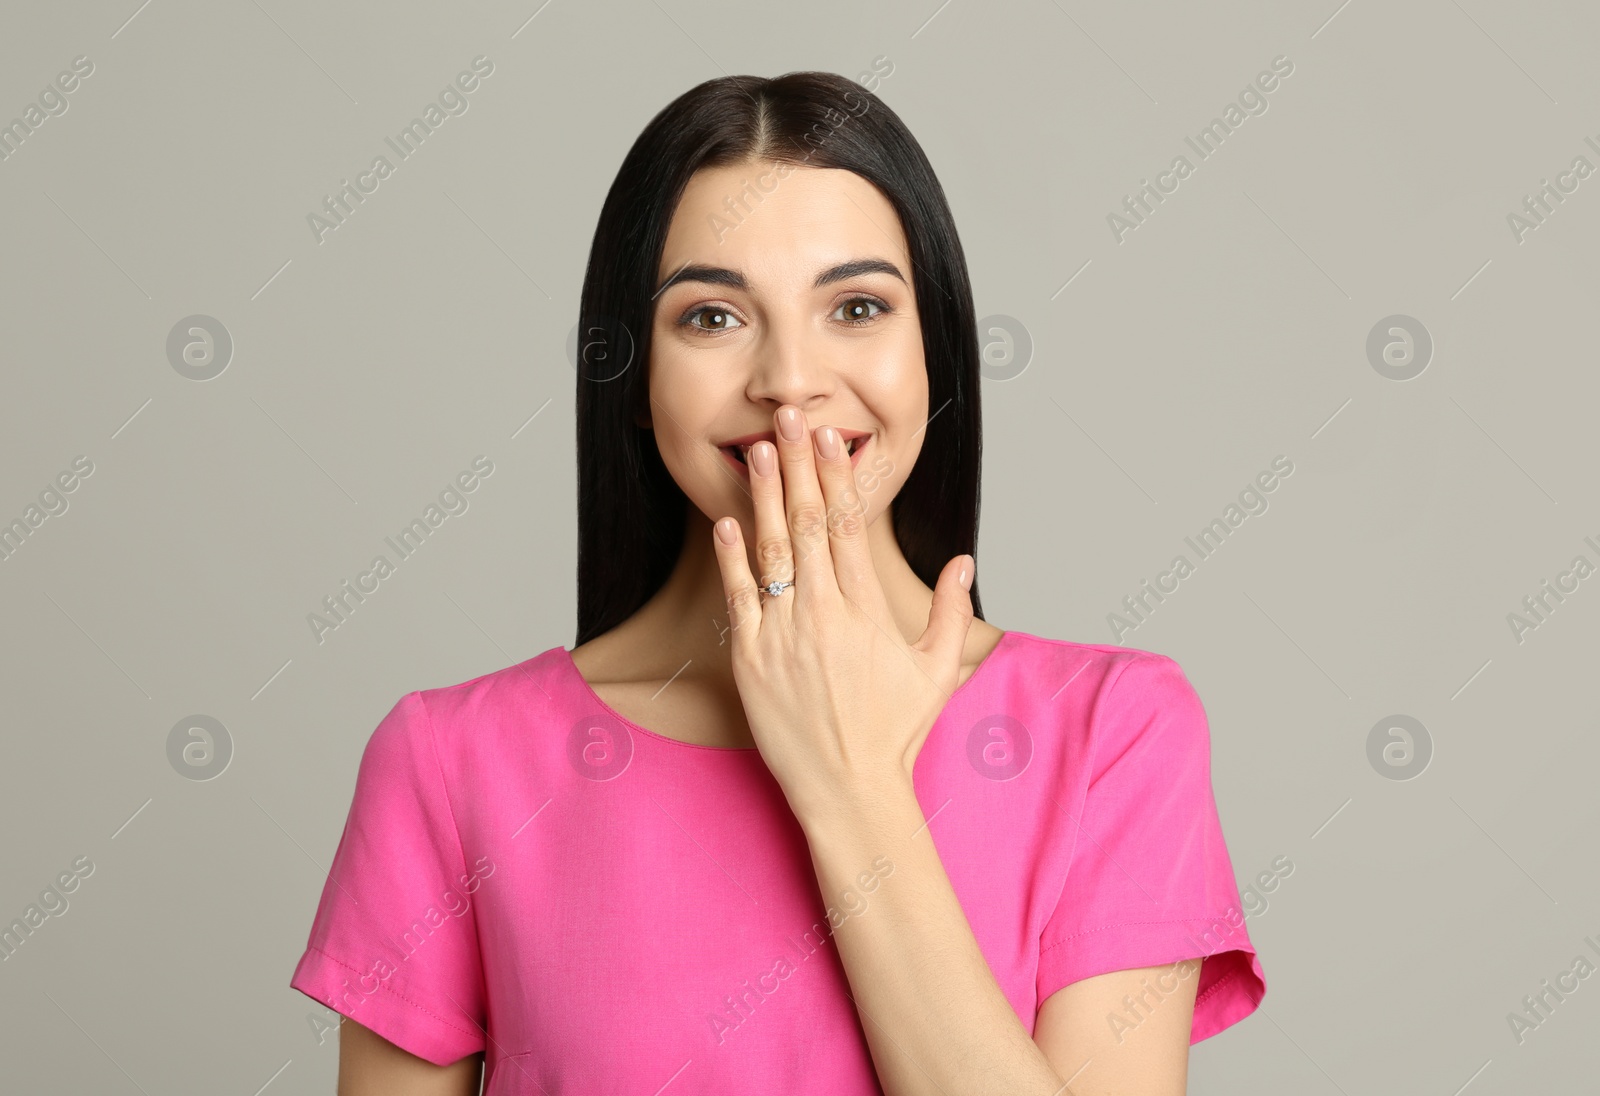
left=645, top=160, right=927, bottom=541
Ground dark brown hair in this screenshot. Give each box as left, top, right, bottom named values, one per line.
left=574, top=70, right=984, bottom=645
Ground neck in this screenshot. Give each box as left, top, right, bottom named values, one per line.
left=624, top=503, right=936, bottom=688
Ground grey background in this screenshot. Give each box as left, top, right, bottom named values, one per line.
left=2, top=0, right=1596, bottom=1092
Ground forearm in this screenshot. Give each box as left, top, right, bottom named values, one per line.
left=798, top=780, right=1065, bottom=1096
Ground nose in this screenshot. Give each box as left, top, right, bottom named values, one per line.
left=743, top=320, right=838, bottom=410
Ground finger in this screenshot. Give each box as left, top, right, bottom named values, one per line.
left=747, top=439, right=795, bottom=603
left=772, top=405, right=834, bottom=593
left=812, top=423, right=878, bottom=607
left=712, top=516, right=764, bottom=642
left=916, top=554, right=977, bottom=674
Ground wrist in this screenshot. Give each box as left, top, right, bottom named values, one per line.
left=794, top=773, right=921, bottom=849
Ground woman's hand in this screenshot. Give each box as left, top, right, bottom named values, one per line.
left=711, top=404, right=976, bottom=827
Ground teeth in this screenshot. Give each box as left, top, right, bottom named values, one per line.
left=726, top=436, right=864, bottom=463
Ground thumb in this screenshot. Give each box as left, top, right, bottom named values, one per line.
left=920, top=554, right=976, bottom=671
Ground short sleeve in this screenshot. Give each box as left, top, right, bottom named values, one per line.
left=1036, top=655, right=1266, bottom=1042
left=289, top=691, right=488, bottom=1065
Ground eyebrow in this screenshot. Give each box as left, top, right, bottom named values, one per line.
left=653, top=257, right=907, bottom=297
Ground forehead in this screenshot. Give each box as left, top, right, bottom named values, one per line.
left=657, top=161, right=910, bottom=288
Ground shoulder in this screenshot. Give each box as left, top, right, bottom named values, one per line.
left=993, top=633, right=1207, bottom=753
left=412, top=645, right=571, bottom=715
left=385, top=646, right=575, bottom=764
left=997, top=630, right=1188, bottom=695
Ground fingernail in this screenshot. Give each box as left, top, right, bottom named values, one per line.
left=751, top=441, right=776, bottom=476
left=778, top=407, right=803, bottom=442
left=815, top=426, right=839, bottom=459
left=958, top=556, right=973, bottom=590
left=715, top=518, right=737, bottom=545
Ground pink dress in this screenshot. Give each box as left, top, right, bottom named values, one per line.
left=290, top=630, right=1266, bottom=1092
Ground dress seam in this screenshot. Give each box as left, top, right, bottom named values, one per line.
left=303, top=943, right=482, bottom=1040
left=1039, top=912, right=1243, bottom=956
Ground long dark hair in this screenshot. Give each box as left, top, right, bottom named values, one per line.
left=574, top=70, right=984, bottom=646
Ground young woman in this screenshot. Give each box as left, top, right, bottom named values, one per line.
left=290, top=70, right=1266, bottom=1095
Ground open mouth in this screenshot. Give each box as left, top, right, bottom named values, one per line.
left=722, top=433, right=870, bottom=473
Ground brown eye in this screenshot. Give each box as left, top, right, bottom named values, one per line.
left=834, top=296, right=889, bottom=325
left=679, top=306, right=744, bottom=333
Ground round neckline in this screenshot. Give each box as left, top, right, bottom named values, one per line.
left=558, top=629, right=1018, bottom=753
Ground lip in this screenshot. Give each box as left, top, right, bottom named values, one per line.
left=719, top=430, right=872, bottom=476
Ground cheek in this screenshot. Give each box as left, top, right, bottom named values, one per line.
left=862, top=347, right=928, bottom=476
left=860, top=331, right=927, bottom=412
left=858, top=435, right=918, bottom=512
left=647, top=349, right=710, bottom=446
left=645, top=353, right=746, bottom=499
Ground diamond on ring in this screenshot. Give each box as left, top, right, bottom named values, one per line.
left=762, top=579, right=793, bottom=597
